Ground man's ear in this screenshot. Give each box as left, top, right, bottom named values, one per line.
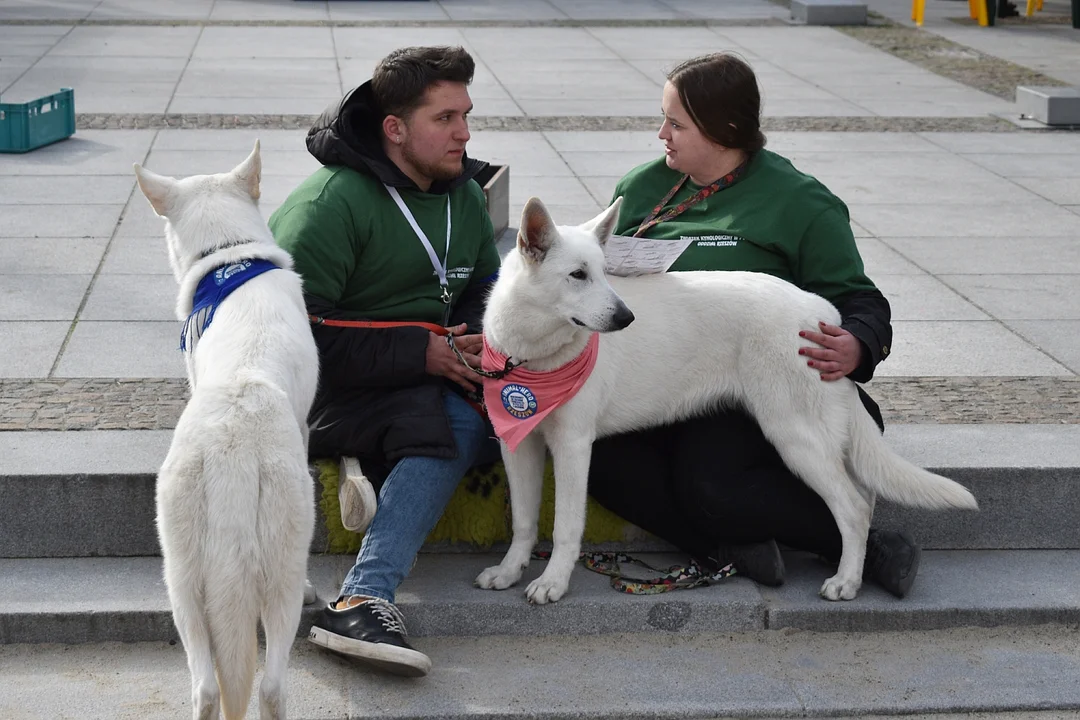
left=132, top=163, right=177, bottom=218
left=382, top=114, right=406, bottom=148
left=517, top=197, right=556, bottom=264
left=580, top=196, right=623, bottom=246
left=231, top=139, right=261, bottom=201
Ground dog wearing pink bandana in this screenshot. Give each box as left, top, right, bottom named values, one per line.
left=474, top=197, right=977, bottom=605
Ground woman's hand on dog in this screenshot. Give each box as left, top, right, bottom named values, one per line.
left=797, top=322, right=862, bottom=381
left=426, top=324, right=483, bottom=392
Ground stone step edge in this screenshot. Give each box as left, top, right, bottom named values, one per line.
left=3, top=425, right=1080, bottom=477
left=3, top=549, right=1080, bottom=644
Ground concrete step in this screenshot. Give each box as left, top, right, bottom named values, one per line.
left=3, top=549, right=1080, bottom=645
left=2, top=426, right=1079, bottom=558
left=3, top=623, right=1080, bottom=719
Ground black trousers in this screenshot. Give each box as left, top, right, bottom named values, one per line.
left=587, top=392, right=884, bottom=563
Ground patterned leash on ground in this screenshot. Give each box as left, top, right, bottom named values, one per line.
left=531, top=550, right=737, bottom=595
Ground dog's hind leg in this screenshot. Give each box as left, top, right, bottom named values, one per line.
left=778, top=442, right=872, bottom=600
left=475, top=432, right=547, bottom=591
left=166, top=568, right=220, bottom=720
left=259, top=575, right=303, bottom=720
left=754, top=412, right=873, bottom=600
left=525, top=431, right=594, bottom=605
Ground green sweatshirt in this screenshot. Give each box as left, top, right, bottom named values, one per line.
left=269, top=165, right=501, bottom=323
left=611, top=150, right=876, bottom=305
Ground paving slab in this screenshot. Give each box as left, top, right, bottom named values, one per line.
left=872, top=274, right=991, bottom=321
left=0, top=131, right=156, bottom=176
left=0, top=237, right=107, bottom=275
left=0, top=204, right=122, bottom=238
left=48, top=25, right=201, bottom=58
left=0, top=175, right=134, bottom=205
left=940, top=275, right=1080, bottom=321
left=87, top=0, right=212, bottom=21
left=850, top=201, right=1080, bottom=238
left=881, top=236, right=1080, bottom=275
left=79, top=274, right=178, bottom=322
left=0, top=275, right=91, bottom=322
left=0, top=322, right=69, bottom=379
left=1003, top=320, right=1080, bottom=375
left=873, top=321, right=1072, bottom=376
left=853, top=238, right=925, bottom=276
left=53, top=322, right=186, bottom=378
left=1012, top=177, right=1080, bottom=206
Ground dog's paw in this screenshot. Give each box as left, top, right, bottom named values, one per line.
left=819, top=575, right=860, bottom=601
left=303, top=579, right=318, bottom=605
left=525, top=572, right=569, bottom=605
left=475, top=563, right=524, bottom=590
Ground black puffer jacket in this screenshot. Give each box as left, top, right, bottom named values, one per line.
left=300, top=83, right=494, bottom=474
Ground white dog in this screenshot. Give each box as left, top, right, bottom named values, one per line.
left=134, top=142, right=319, bottom=720
left=475, top=197, right=977, bottom=604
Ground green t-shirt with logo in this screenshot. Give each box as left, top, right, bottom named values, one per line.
left=610, top=150, right=876, bottom=305
left=269, top=165, right=500, bottom=323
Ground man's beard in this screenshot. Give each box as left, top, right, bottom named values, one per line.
left=402, top=143, right=464, bottom=184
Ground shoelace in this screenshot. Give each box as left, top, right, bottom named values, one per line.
left=366, top=599, right=408, bottom=635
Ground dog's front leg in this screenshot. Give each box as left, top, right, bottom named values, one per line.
left=525, top=432, right=593, bottom=605
left=475, top=432, right=547, bottom=591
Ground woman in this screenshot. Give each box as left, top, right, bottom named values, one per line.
left=587, top=52, right=920, bottom=598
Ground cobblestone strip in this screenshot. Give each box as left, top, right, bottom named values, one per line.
left=0, top=377, right=1076, bottom=431
left=839, top=21, right=1070, bottom=101
left=75, top=113, right=1019, bottom=133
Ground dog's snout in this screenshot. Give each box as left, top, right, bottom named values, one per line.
left=612, top=302, right=635, bottom=330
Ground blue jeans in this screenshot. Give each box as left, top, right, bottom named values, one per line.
left=340, top=389, right=499, bottom=603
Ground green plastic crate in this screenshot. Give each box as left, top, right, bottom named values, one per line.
left=0, top=87, right=76, bottom=153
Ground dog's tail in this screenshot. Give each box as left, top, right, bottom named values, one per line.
left=848, top=389, right=978, bottom=511
left=200, top=399, right=264, bottom=720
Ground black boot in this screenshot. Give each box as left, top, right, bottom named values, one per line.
left=864, top=529, right=921, bottom=598
left=712, top=538, right=785, bottom=586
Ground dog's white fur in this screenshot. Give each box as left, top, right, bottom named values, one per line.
left=475, top=197, right=978, bottom=604
left=134, top=142, right=319, bottom=720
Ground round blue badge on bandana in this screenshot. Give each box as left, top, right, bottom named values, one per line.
left=501, top=383, right=537, bottom=419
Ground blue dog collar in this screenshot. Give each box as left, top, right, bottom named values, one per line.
left=180, top=258, right=279, bottom=352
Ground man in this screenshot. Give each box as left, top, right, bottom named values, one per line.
left=269, top=45, right=501, bottom=677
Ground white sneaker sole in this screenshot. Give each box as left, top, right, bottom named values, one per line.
left=339, top=457, right=377, bottom=534
left=308, top=626, right=431, bottom=677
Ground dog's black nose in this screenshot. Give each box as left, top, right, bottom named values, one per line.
left=612, top=302, right=635, bottom=330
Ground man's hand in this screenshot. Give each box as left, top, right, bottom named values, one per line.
left=426, top=323, right=482, bottom=392
left=798, top=322, right=863, bottom=382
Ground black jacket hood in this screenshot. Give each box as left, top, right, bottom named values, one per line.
left=306, top=81, right=488, bottom=194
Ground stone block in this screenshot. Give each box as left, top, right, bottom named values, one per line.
left=477, top=163, right=510, bottom=237
left=791, top=0, right=867, bottom=25
left=1017, top=86, right=1080, bottom=126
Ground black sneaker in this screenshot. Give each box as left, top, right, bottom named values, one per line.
left=308, top=597, right=431, bottom=677
left=712, top=539, right=785, bottom=587
left=864, top=529, right=921, bottom=599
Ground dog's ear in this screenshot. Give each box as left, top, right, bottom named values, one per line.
left=231, top=139, right=262, bottom=201
left=580, top=196, right=622, bottom=246
left=517, top=197, right=555, bottom=264
left=132, top=163, right=177, bottom=218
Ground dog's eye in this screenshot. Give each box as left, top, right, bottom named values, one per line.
left=570, top=269, right=587, bottom=280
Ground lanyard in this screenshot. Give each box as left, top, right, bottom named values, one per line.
left=633, top=158, right=749, bottom=238
left=385, top=184, right=453, bottom=322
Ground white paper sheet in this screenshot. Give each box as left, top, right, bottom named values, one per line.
left=603, top=234, right=693, bottom=277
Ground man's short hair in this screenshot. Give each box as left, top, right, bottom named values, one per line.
left=371, top=46, right=475, bottom=120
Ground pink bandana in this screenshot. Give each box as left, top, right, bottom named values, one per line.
left=481, top=333, right=600, bottom=452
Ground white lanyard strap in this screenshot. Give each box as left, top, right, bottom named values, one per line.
left=385, top=184, right=452, bottom=306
